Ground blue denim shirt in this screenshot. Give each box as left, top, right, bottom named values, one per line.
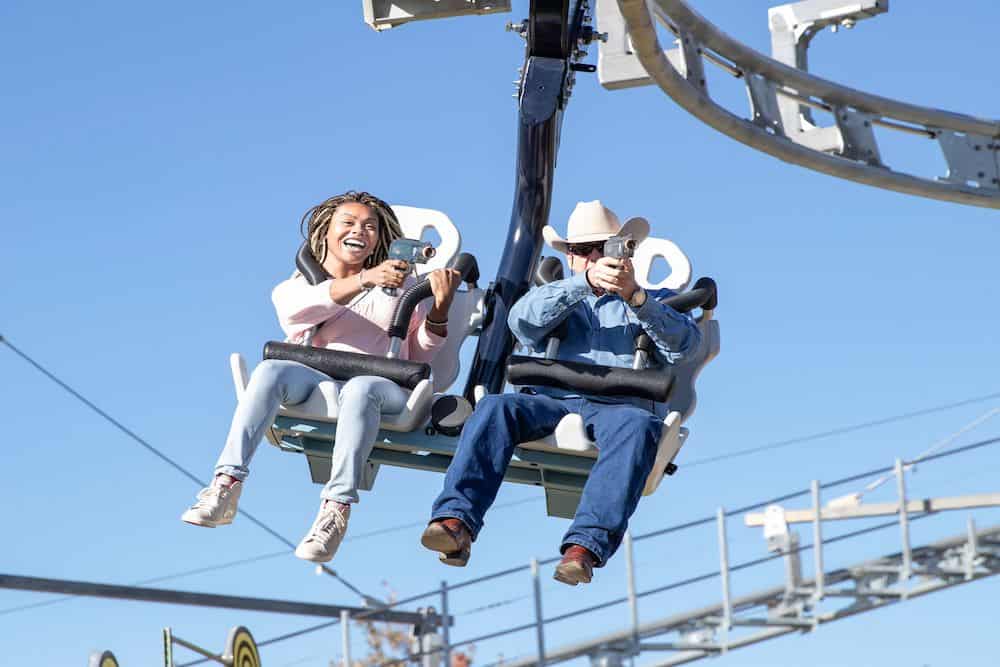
left=507, top=272, right=702, bottom=416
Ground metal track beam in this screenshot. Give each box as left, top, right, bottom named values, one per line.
left=611, top=0, right=1000, bottom=208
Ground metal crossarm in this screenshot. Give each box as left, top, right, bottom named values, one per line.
left=744, top=491, right=1000, bottom=526
left=0, top=573, right=440, bottom=625
left=607, top=0, right=1000, bottom=208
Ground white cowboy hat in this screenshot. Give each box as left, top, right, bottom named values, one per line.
left=542, top=200, right=650, bottom=253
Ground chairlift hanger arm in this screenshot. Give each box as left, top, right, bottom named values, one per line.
left=462, top=0, right=584, bottom=398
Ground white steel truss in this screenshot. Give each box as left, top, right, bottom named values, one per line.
left=604, top=0, right=1000, bottom=208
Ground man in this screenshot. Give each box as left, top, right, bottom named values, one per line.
left=421, top=201, right=702, bottom=585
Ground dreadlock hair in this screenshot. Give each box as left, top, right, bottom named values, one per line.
left=300, top=191, right=403, bottom=270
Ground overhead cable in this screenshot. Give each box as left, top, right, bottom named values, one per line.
left=683, top=390, right=1000, bottom=467
left=0, top=335, right=373, bottom=604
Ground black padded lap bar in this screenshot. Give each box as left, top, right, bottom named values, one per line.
left=662, top=277, right=718, bottom=313
left=264, top=341, right=430, bottom=390
left=507, top=355, right=673, bottom=403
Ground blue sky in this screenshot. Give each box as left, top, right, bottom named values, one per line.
left=1, top=1, right=998, bottom=666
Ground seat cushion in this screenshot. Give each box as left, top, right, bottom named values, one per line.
left=277, top=378, right=434, bottom=433
left=517, top=410, right=685, bottom=495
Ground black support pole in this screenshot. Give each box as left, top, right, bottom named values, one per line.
left=463, top=0, right=577, bottom=399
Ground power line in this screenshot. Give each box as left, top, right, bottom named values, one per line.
left=6, top=332, right=1000, bottom=658
left=847, top=407, right=1000, bottom=503
left=0, top=497, right=541, bottom=618
left=0, top=334, right=372, bottom=604
left=6, top=329, right=997, bottom=602
left=275, top=433, right=1000, bottom=664
left=682, top=390, right=1000, bottom=468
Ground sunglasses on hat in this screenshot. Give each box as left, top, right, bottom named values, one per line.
left=566, top=241, right=605, bottom=256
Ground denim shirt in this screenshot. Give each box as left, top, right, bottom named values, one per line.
left=507, top=272, right=702, bottom=416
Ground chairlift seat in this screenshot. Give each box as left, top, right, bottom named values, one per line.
left=229, top=206, right=485, bottom=454
left=513, top=236, right=720, bottom=517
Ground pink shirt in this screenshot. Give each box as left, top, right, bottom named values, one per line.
left=272, top=273, right=444, bottom=363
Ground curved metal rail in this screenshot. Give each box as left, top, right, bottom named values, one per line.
left=615, top=0, right=1000, bottom=208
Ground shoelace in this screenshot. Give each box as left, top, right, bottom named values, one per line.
left=192, top=486, right=225, bottom=509
left=306, top=506, right=346, bottom=543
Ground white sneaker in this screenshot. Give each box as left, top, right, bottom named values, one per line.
left=181, top=479, right=242, bottom=528
left=294, top=501, right=351, bottom=563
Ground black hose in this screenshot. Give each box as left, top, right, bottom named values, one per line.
left=387, top=253, right=479, bottom=340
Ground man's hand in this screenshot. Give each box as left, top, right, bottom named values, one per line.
left=586, top=257, right=639, bottom=301
left=428, top=268, right=462, bottom=319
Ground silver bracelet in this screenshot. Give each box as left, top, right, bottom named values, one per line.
left=357, top=270, right=367, bottom=290
left=425, top=315, right=448, bottom=326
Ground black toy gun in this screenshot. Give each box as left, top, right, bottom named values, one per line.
left=384, top=238, right=436, bottom=296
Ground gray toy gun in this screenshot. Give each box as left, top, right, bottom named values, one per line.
left=383, top=238, right=436, bottom=296
left=603, top=234, right=637, bottom=261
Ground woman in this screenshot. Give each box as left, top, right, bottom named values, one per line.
left=181, top=191, right=461, bottom=563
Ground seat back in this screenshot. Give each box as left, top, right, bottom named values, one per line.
left=427, top=286, right=484, bottom=392
left=669, top=313, right=720, bottom=423
left=536, top=235, right=693, bottom=291
left=533, top=235, right=718, bottom=420
left=392, top=205, right=482, bottom=392
left=393, top=205, right=462, bottom=275
left=634, top=236, right=717, bottom=422
left=633, top=236, right=692, bottom=292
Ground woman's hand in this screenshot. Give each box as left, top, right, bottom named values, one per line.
left=586, top=257, right=639, bottom=301
left=427, top=268, right=462, bottom=320
left=363, top=259, right=409, bottom=290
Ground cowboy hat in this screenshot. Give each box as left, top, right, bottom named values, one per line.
left=542, top=200, right=650, bottom=253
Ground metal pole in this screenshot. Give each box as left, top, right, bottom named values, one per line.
left=531, top=557, right=547, bottom=665
left=163, top=627, right=174, bottom=667
left=440, top=581, right=452, bottom=667
left=965, top=517, right=978, bottom=581
left=341, top=610, right=351, bottom=667
left=716, top=508, right=731, bottom=651
left=895, top=458, right=913, bottom=580
left=811, top=480, right=824, bottom=601
left=461, top=47, right=565, bottom=398
left=420, top=607, right=439, bottom=667
left=624, top=531, right=640, bottom=648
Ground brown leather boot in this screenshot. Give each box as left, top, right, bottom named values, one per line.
left=553, top=545, right=597, bottom=586
left=420, top=518, right=472, bottom=567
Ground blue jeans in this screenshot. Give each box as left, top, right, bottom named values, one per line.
left=214, top=359, right=408, bottom=503
left=431, top=392, right=663, bottom=566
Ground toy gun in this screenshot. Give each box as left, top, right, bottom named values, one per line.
left=384, top=238, right=436, bottom=296
left=603, top=234, right=637, bottom=261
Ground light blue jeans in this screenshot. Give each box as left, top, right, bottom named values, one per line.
left=214, top=359, right=408, bottom=503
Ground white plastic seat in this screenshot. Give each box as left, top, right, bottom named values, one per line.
left=230, top=205, right=484, bottom=441
left=516, top=235, right=720, bottom=498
